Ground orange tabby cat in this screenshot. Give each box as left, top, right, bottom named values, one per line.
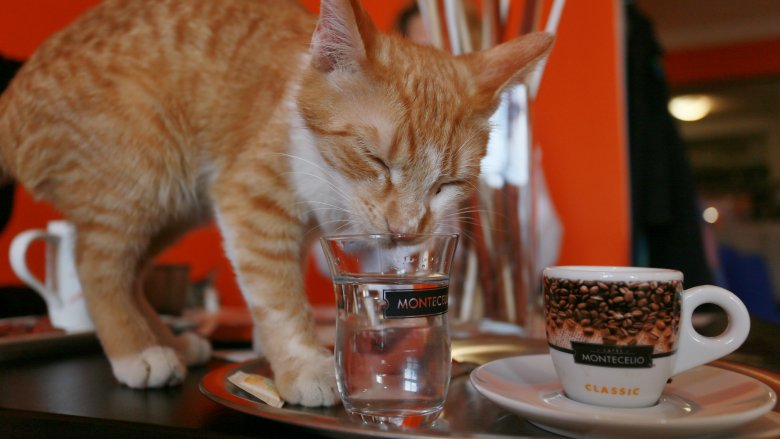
left=0, top=0, right=551, bottom=405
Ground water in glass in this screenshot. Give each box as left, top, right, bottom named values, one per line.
left=334, top=275, right=451, bottom=426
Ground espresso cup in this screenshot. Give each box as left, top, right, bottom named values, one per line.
left=542, top=266, right=750, bottom=408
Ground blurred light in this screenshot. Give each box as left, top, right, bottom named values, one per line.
left=702, top=206, right=719, bottom=224
left=668, top=95, right=713, bottom=122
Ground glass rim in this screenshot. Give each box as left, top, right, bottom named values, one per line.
left=320, top=233, right=459, bottom=242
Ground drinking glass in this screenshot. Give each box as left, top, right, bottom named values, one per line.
left=320, top=234, right=459, bottom=426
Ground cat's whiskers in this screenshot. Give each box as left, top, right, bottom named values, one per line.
left=464, top=181, right=481, bottom=193
left=283, top=169, right=351, bottom=203
left=297, top=200, right=353, bottom=217
left=434, top=201, right=499, bottom=240
left=304, top=219, right=349, bottom=237
left=442, top=208, right=503, bottom=224
left=296, top=191, right=356, bottom=218
left=333, top=221, right=357, bottom=233
left=272, top=152, right=327, bottom=172
left=274, top=152, right=351, bottom=191
left=279, top=153, right=371, bottom=208
left=301, top=207, right=352, bottom=218
left=306, top=217, right=361, bottom=237
left=448, top=205, right=492, bottom=215
left=273, top=152, right=342, bottom=182
left=435, top=222, right=477, bottom=244
left=452, top=131, right=481, bottom=160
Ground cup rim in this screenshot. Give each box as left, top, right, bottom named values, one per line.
left=544, top=265, right=683, bottom=281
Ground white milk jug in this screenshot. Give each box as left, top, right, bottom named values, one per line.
left=9, top=220, right=93, bottom=332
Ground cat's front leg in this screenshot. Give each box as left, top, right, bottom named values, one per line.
left=212, top=180, right=338, bottom=407
left=74, top=224, right=186, bottom=389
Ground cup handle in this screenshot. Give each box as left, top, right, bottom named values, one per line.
left=9, top=230, right=61, bottom=306
left=671, top=285, right=750, bottom=375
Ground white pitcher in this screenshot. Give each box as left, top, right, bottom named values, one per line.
left=9, top=220, right=94, bottom=332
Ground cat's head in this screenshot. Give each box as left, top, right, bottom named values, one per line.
left=296, top=0, right=553, bottom=235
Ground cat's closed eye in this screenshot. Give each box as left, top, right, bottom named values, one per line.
left=356, top=139, right=391, bottom=174
left=367, top=153, right=390, bottom=173
left=434, top=181, right=462, bottom=196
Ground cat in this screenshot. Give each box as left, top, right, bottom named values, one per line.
left=0, top=0, right=552, bottom=406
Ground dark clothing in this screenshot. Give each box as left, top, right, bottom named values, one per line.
left=0, top=54, right=22, bottom=232
left=625, top=4, right=713, bottom=287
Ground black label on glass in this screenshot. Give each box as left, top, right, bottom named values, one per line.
left=571, top=341, right=654, bottom=369
left=383, top=286, right=449, bottom=319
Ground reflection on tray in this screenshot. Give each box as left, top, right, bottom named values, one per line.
left=201, top=336, right=780, bottom=438
left=0, top=315, right=62, bottom=338
left=0, top=316, right=99, bottom=363
left=200, top=336, right=554, bottom=438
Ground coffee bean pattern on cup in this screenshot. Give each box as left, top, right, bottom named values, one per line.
left=544, top=277, right=682, bottom=354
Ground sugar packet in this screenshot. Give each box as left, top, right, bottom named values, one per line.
left=228, top=370, right=284, bottom=408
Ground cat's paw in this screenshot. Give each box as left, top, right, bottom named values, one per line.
left=275, top=352, right=339, bottom=407
left=110, top=346, right=186, bottom=388
left=178, top=332, right=212, bottom=366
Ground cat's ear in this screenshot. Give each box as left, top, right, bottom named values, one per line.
left=464, top=32, right=554, bottom=111
left=310, top=0, right=377, bottom=73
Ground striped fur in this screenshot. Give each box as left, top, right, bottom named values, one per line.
left=0, top=0, right=552, bottom=405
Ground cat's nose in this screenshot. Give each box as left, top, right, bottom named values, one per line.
left=385, top=204, right=429, bottom=235
left=386, top=219, right=415, bottom=235
left=387, top=223, right=406, bottom=235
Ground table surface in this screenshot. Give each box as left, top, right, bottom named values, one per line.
left=0, top=315, right=778, bottom=439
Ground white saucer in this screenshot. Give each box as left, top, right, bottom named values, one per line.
left=470, top=354, right=778, bottom=439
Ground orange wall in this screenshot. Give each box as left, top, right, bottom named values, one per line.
left=533, top=0, right=630, bottom=265
left=0, top=0, right=630, bottom=306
